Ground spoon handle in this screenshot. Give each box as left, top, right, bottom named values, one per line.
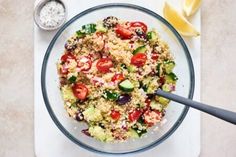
left=155, top=89, right=236, bottom=125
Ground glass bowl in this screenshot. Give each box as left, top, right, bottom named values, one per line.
left=41, top=3, right=195, bottom=155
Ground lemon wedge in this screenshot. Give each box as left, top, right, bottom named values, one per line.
left=183, top=0, right=201, bottom=16
left=163, top=2, right=200, bottom=37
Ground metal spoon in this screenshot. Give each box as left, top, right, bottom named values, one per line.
left=155, top=89, right=236, bottom=125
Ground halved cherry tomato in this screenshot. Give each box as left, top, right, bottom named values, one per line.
left=96, top=58, right=113, bottom=73
left=115, top=24, right=133, bottom=39
left=60, top=64, right=69, bottom=75
left=131, top=53, right=147, bottom=67
left=60, top=53, right=76, bottom=75
left=143, top=110, right=162, bottom=127
left=72, top=83, right=88, bottom=100
left=61, top=53, right=76, bottom=63
left=130, top=22, right=148, bottom=33
left=77, top=56, right=92, bottom=71
left=151, top=52, right=159, bottom=60
left=128, top=109, right=142, bottom=122
left=111, top=73, right=125, bottom=82
left=110, top=110, right=121, bottom=120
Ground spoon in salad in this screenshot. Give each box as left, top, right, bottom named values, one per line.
left=155, top=89, right=236, bottom=125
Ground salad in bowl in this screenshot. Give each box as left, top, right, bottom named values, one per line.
left=57, top=16, right=177, bottom=142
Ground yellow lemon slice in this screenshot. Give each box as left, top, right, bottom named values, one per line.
left=163, top=2, right=200, bottom=37
left=183, top=0, right=201, bottom=16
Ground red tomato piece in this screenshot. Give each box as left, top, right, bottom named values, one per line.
left=60, top=64, right=69, bottom=75
left=111, top=73, right=125, bottom=82
left=151, top=52, right=159, bottom=60
left=143, top=110, right=162, bottom=127
left=96, top=58, right=113, bottom=73
left=77, top=56, right=92, bottom=71
left=60, top=52, right=76, bottom=75
left=115, top=24, right=133, bottom=39
left=129, top=109, right=142, bottom=122
left=60, top=53, right=76, bottom=75
left=131, top=53, right=147, bottom=67
left=110, top=110, right=121, bottom=120
left=61, top=53, right=76, bottom=63
left=130, top=22, right=148, bottom=33
left=72, top=83, right=88, bottom=100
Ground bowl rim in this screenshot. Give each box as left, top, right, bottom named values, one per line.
left=41, top=3, right=195, bottom=155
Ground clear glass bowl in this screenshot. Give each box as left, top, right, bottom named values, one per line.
left=41, top=3, right=195, bottom=155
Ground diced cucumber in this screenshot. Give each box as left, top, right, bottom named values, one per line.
left=88, top=126, right=111, bottom=142
left=165, top=72, right=178, bottom=83
left=158, top=97, right=170, bottom=107
left=150, top=100, right=163, bottom=111
left=61, top=85, right=77, bottom=103
left=119, top=80, right=134, bottom=92
left=164, top=61, right=175, bottom=74
left=147, top=31, right=158, bottom=41
left=128, top=129, right=139, bottom=138
left=133, top=45, right=147, bottom=55
left=162, top=83, right=171, bottom=92
left=83, top=106, right=103, bottom=122
left=157, top=63, right=164, bottom=76
left=127, top=65, right=137, bottom=72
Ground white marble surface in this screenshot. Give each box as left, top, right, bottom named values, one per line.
left=0, top=0, right=236, bottom=157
